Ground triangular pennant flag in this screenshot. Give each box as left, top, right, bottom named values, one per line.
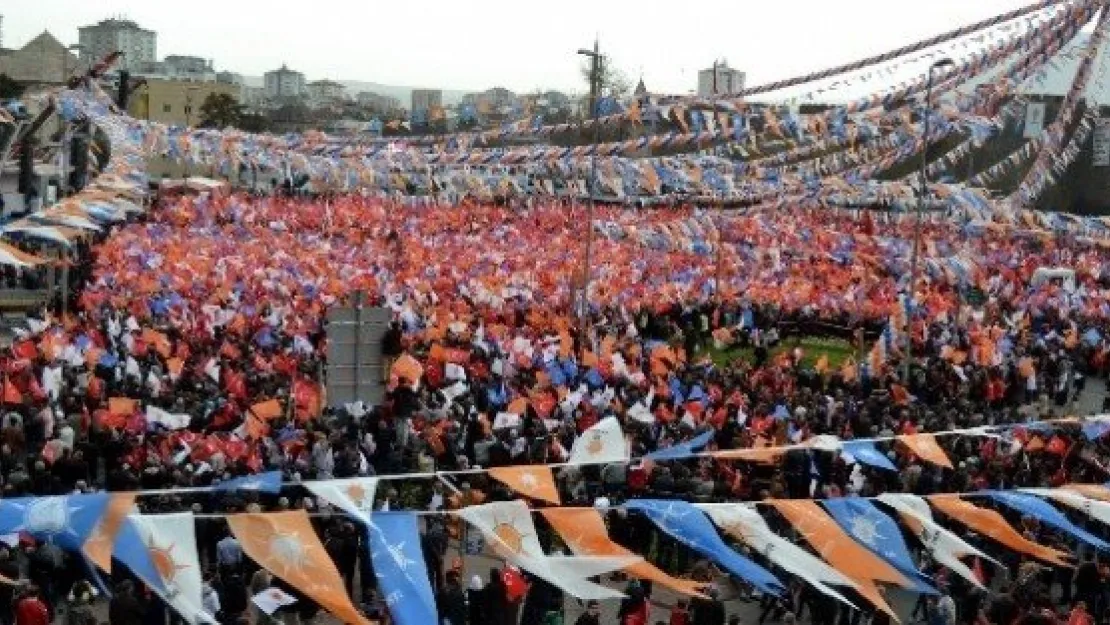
left=896, top=433, right=953, bottom=469
left=767, top=499, right=912, bottom=619
left=822, top=499, right=936, bottom=594
left=487, top=466, right=561, bottom=504
left=0, top=493, right=111, bottom=552
left=625, top=500, right=783, bottom=596
left=542, top=508, right=705, bottom=598
left=568, top=416, right=628, bottom=465
left=126, top=513, right=215, bottom=624
left=367, top=513, right=438, bottom=625
left=877, top=494, right=997, bottom=590
left=699, top=504, right=857, bottom=607
left=454, top=501, right=635, bottom=600
left=215, top=471, right=284, bottom=494
left=305, top=477, right=381, bottom=520
left=927, top=495, right=1070, bottom=566
left=227, top=511, right=372, bottom=624
left=83, top=492, right=138, bottom=572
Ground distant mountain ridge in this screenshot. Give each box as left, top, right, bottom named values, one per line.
left=243, top=76, right=469, bottom=106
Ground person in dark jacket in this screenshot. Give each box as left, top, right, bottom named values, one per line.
left=108, top=580, right=145, bottom=625
left=467, top=574, right=485, bottom=625
left=437, top=570, right=468, bottom=625
left=691, top=586, right=727, bottom=625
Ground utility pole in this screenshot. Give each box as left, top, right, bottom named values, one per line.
left=577, top=40, right=601, bottom=351
left=713, top=59, right=724, bottom=304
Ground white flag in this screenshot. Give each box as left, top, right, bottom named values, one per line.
left=146, top=406, right=191, bottom=430
left=252, top=587, right=298, bottom=615
left=454, top=501, right=636, bottom=600
left=127, top=513, right=215, bottom=624
left=1022, top=488, right=1110, bottom=527
left=305, top=477, right=381, bottom=522
left=877, top=494, right=997, bottom=590
left=568, top=416, right=628, bottom=465
left=699, top=504, right=858, bottom=607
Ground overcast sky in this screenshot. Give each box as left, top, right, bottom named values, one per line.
left=6, top=0, right=1038, bottom=95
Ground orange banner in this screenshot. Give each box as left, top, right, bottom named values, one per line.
left=767, top=500, right=912, bottom=619
left=541, top=508, right=705, bottom=598
left=896, top=433, right=953, bottom=469
left=83, top=492, right=138, bottom=572
left=487, top=466, right=561, bottom=505
left=228, top=511, right=371, bottom=625
left=927, top=495, right=1070, bottom=566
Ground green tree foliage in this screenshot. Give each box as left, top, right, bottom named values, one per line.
left=198, top=92, right=243, bottom=129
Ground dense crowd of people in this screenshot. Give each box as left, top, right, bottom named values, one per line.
left=0, top=190, right=1105, bottom=625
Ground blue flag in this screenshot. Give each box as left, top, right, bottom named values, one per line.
left=625, top=500, right=783, bottom=595
left=0, top=493, right=110, bottom=552
left=368, top=513, right=437, bottom=625
left=822, top=498, right=936, bottom=594
left=645, top=430, right=715, bottom=462
left=1082, top=421, right=1110, bottom=442
left=986, top=491, right=1110, bottom=552
left=214, top=471, right=283, bottom=494
left=841, top=440, right=897, bottom=471
left=111, top=518, right=167, bottom=594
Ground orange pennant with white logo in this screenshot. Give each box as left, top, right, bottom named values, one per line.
left=542, top=508, right=705, bottom=598
left=927, top=495, right=1070, bottom=566
left=767, top=500, right=912, bottom=620
left=488, top=466, right=561, bottom=505
left=228, top=511, right=371, bottom=624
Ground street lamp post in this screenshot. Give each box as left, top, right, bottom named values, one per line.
left=904, top=58, right=955, bottom=383
left=577, top=41, right=601, bottom=347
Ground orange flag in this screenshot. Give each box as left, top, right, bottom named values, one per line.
left=83, top=492, right=138, bottom=573
left=391, top=353, right=423, bottom=384
left=487, top=466, right=561, bottom=505
left=250, top=399, right=283, bottom=422
left=108, top=397, right=138, bottom=417
left=896, top=433, right=953, bottom=469
left=767, top=500, right=912, bottom=619
left=506, top=397, right=529, bottom=416
left=227, top=511, right=371, bottom=625
left=142, top=329, right=172, bottom=359
left=928, top=495, right=1070, bottom=566
left=541, top=508, right=706, bottom=598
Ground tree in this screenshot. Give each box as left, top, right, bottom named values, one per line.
left=198, top=92, right=243, bottom=129
left=0, top=74, right=24, bottom=100
left=237, top=112, right=271, bottom=133
left=579, top=54, right=633, bottom=101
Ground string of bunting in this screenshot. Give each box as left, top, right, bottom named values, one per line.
left=1012, top=4, right=1110, bottom=205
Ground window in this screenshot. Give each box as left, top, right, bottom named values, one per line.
left=162, top=104, right=172, bottom=113
left=184, top=106, right=192, bottom=115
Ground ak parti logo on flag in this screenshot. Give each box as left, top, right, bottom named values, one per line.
left=228, top=511, right=371, bottom=625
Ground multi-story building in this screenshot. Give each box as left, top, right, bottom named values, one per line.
left=216, top=71, right=243, bottom=86
left=264, top=64, right=305, bottom=99
left=0, top=31, right=80, bottom=86
left=355, top=91, right=401, bottom=113
left=306, top=79, right=346, bottom=104
left=697, top=61, right=745, bottom=97
left=139, top=55, right=216, bottom=82
left=127, top=78, right=238, bottom=126
left=411, top=89, right=442, bottom=115
left=78, top=18, right=155, bottom=71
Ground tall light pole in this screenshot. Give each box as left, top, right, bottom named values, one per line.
left=904, top=58, right=955, bottom=383
left=577, top=40, right=601, bottom=347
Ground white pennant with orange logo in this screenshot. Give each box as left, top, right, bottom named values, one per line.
left=568, top=416, right=629, bottom=466
left=127, top=512, right=215, bottom=624
left=454, top=500, right=637, bottom=600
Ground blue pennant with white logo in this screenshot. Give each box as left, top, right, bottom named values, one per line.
left=0, top=493, right=110, bottom=552
left=645, top=430, right=715, bottom=462
left=214, top=471, right=283, bottom=494
left=841, top=440, right=897, bottom=472
left=822, top=498, right=936, bottom=594
left=625, top=500, right=783, bottom=596
left=368, top=512, right=437, bottom=625
left=986, top=491, right=1110, bottom=552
